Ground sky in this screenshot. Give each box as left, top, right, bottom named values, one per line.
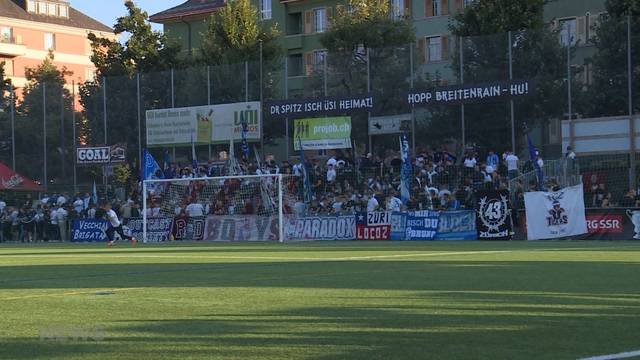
left=70, top=0, right=184, bottom=33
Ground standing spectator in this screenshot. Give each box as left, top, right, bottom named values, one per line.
left=486, top=151, right=499, bottom=169
left=57, top=205, right=69, bottom=241
left=57, top=193, right=68, bottom=207
left=367, top=192, right=379, bottom=212
left=505, top=152, right=519, bottom=180
left=566, top=146, right=576, bottom=160
left=386, top=192, right=403, bottom=212
left=186, top=200, right=205, bottom=218
left=0, top=198, right=5, bottom=213
left=49, top=205, right=59, bottom=240
left=73, top=196, right=84, bottom=215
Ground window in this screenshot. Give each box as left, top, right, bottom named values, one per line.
left=58, top=4, right=68, bottom=18
left=287, top=54, right=303, bottom=77
left=391, top=0, right=404, bottom=19
left=44, top=32, right=55, bottom=50
left=427, top=36, right=442, bottom=62
left=286, top=12, right=302, bottom=35
left=0, top=27, right=12, bottom=43
left=313, top=50, right=326, bottom=69
left=85, top=68, right=95, bottom=82
left=559, top=18, right=577, bottom=46
left=38, top=1, right=47, bottom=14
left=0, top=58, right=14, bottom=76
left=433, top=0, right=441, bottom=16
left=47, top=2, right=56, bottom=15
left=314, top=8, right=326, bottom=33
left=463, top=0, right=474, bottom=7
left=260, top=0, right=272, bottom=20
left=27, top=0, right=36, bottom=12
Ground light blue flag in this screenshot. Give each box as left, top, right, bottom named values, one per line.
left=92, top=180, right=98, bottom=205
left=400, top=134, right=412, bottom=204
left=143, top=149, right=163, bottom=181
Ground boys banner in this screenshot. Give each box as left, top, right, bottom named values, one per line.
left=293, top=117, right=352, bottom=151
left=284, top=215, right=356, bottom=241
left=524, top=184, right=588, bottom=240
left=475, top=190, right=513, bottom=240
left=202, top=216, right=280, bottom=241
left=146, top=102, right=261, bottom=145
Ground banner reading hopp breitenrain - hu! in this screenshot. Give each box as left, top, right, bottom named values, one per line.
left=294, top=117, right=352, bottom=151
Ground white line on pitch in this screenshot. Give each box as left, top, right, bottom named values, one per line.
left=578, top=349, right=640, bottom=360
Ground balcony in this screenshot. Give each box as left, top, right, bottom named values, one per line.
left=0, top=36, right=27, bottom=57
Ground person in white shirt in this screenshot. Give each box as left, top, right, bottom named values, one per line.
left=387, top=193, right=403, bottom=212
left=0, top=200, right=5, bottom=213
left=56, top=206, right=68, bottom=241
left=186, top=201, right=205, bottom=217
left=73, top=197, right=84, bottom=214
left=57, top=194, right=67, bottom=207
left=326, top=165, right=337, bottom=183
left=505, top=152, right=519, bottom=180
left=463, top=155, right=477, bottom=168
left=102, top=202, right=136, bottom=247
left=367, top=193, right=379, bottom=212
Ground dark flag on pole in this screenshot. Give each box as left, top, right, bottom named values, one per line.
left=241, top=110, right=250, bottom=159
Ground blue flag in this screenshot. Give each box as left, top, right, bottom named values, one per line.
left=298, top=138, right=313, bottom=204
left=400, top=134, right=412, bottom=204
left=191, top=136, right=198, bottom=171
left=240, top=110, right=250, bottom=159
left=92, top=180, right=98, bottom=205
left=527, top=133, right=544, bottom=190
left=143, top=149, right=163, bottom=181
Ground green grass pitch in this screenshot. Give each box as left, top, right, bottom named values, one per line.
left=1, top=241, right=639, bottom=360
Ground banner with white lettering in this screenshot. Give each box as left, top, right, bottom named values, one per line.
left=356, top=212, right=391, bottom=240
left=76, top=144, right=126, bottom=166
left=475, top=190, right=513, bottom=240
left=265, top=94, right=374, bottom=119
left=126, top=217, right=173, bottom=243
left=403, top=211, right=440, bottom=240
left=583, top=208, right=640, bottom=240
left=407, top=80, right=533, bottom=107
left=435, top=211, right=477, bottom=240
left=202, top=216, right=279, bottom=241
left=172, top=216, right=207, bottom=241
left=284, top=215, right=355, bottom=241
left=71, top=219, right=109, bottom=242
left=524, top=184, right=588, bottom=240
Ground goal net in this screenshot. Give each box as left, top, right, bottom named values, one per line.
left=142, top=174, right=284, bottom=242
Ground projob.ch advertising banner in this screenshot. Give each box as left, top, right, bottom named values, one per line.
left=284, top=215, right=356, bottom=241
left=293, top=117, right=352, bottom=151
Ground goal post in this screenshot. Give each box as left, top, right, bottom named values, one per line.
left=142, top=174, right=285, bottom=243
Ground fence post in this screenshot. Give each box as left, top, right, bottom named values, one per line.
left=367, top=48, right=372, bottom=153
left=207, top=65, right=212, bottom=160
left=10, top=87, right=15, bottom=170
left=72, top=81, right=77, bottom=194
left=43, top=83, right=47, bottom=190
left=628, top=15, right=636, bottom=191
left=284, top=56, right=289, bottom=161
left=102, top=76, right=108, bottom=189
left=460, top=37, right=466, bottom=152
left=137, top=72, right=142, bottom=174
left=409, top=43, right=416, bottom=156
left=508, top=31, right=516, bottom=154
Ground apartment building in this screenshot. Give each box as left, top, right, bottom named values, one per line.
left=0, top=0, right=114, bottom=93
left=151, top=0, right=608, bottom=93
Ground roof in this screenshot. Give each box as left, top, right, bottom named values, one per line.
left=150, top=0, right=225, bottom=23
left=0, top=162, right=44, bottom=192
left=0, top=0, right=112, bottom=33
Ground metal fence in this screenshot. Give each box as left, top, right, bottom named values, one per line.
left=1, top=16, right=640, bottom=200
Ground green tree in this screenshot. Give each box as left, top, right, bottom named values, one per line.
left=318, top=0, right=415, bottom=150
left=0, top=62, right=12, bottom=164
left=435, top=0, right=571, bottom=154
left=585, top=0, right=638, bottom=117
left=16, top=52, right=75, bottom=186
left=81, top=0, right=183, bottom=176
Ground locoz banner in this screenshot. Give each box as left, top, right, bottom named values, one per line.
left=524, top=184, right=588, bottom=240
left=476, top=190, right=513, bottom=240
left=202, top=216, right=279, bottom=241
left=266, top=94, right=374, bottom=119
left=407, top=80, right=533, bottom=107
left=284, top=215, right=356, bottom=241
left=356, top=212, right=391, bottom=240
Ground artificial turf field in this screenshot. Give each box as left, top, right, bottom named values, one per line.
left=0, top=241, right=639, bottom=360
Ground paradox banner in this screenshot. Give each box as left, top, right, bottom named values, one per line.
left=284, top=215, right=355, bottom=241
left=76, top=144, right=126, bottom=165
left=266, top=94, right=374, bottom=119
left=476, top=190, right=513, bottom=240
left=407, top=80, right=533, bottom=106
